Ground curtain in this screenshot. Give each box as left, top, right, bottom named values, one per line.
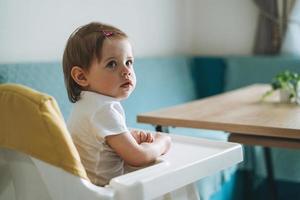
left=253, top=0, right=281, bottom=54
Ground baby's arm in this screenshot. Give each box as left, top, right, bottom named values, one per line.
left=106, top=132, right=171, bottom=167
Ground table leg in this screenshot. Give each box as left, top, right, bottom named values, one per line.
left=155, top=125, right=169, bottom=133
left=229, top=134, right=279, bottom=199
left=263, top=147, right=278, bottom=200
left=243, top=146, right=254, bottom=200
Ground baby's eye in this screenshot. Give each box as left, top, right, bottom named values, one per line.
left=126, top=59, right=133, bottom=67
left=106, top=61, right=117, bottom=69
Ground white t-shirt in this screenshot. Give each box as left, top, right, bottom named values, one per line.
left=67, top=91, right=129, bottom=186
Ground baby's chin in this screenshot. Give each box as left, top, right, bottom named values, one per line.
left=116, top=90, right=134, bottom=100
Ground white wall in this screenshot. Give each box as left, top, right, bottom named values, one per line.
left=187, top=0, right=258, bottom=55
left=0, top=0, right=258, bottom=63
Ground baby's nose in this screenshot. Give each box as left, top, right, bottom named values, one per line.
left=121, top=68, right=131, bottom=77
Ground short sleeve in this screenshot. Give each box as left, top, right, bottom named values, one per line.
left=90, top=102, right=129, bottom=138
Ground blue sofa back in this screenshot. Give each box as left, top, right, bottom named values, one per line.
left=224, top=56, right=300, bottom=91
left=0, top=62, right=70, bottom=116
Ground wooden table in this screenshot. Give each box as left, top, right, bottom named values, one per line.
left=137, top=84, right=300, bottom=200
left=138, top=84, right=300, bottom=148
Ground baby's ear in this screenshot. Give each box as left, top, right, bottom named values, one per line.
left=70, top=66, right=89, bottom=87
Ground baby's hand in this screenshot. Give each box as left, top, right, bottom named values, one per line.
left=154, top=132, right=171, bottom=155
left=131, top=130, right=154, bottom=144
left=139, top=131, right=154, bottom=143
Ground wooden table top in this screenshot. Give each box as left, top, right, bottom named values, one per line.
left=137, top=84, right=300, bottom=140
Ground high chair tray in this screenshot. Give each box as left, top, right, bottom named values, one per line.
left=109, top=134, right=243, bottom=200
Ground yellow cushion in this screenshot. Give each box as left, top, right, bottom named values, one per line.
left=0, top=84, right=89, bottom=180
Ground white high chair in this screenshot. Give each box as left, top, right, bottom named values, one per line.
left=0, top=84, right=243, bottom=200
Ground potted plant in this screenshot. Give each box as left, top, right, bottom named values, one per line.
left=262, top=70, right=300, bottom=104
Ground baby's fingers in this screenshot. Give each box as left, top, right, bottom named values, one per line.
left=139, top=131, right=148, bottom=143
left=146, top=132, right=154, bottom=143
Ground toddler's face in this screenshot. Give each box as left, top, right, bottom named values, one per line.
left=85, top=38, right=136, bottom=99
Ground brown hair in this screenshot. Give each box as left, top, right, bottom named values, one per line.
left=62, top=22, right=127, bottom=103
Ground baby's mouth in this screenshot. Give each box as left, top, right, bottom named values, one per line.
left=120, top=81, right=133, bottom=88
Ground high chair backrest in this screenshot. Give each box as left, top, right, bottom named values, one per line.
left=0, top=84, right=115, bottom=200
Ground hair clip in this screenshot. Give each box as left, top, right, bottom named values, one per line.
left=102, top=30, right=114, bottom=37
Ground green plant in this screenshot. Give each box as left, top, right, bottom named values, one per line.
left=262, top=70, right=300, bottom=102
